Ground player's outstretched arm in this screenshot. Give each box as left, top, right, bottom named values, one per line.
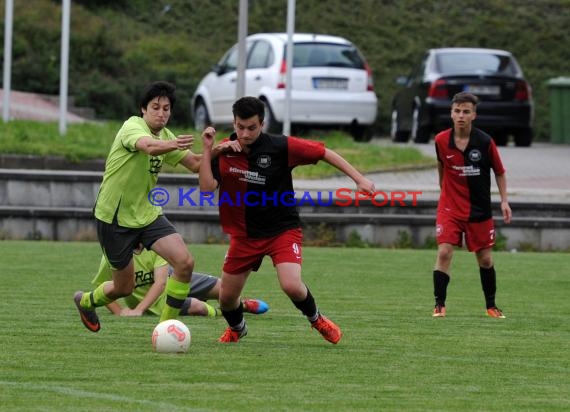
left=322, top=148, right=376, bottom=194
left=495, top=173, right=512, bottom=224
left=135, top=135, right=194, bottom=156
left=199, top=127, right=219, bottom=192
left=105, top=301, right=122, bottom=315
left=179, top=151, right=202, bottom=173
left=121, top=265, right=168, bottom=317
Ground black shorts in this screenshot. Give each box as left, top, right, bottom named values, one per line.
left=97, top=215, right=177, bottom=270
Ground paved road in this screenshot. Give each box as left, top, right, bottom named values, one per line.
left=0, top=89, right=86, bottom=123
left=294, top=140, right=570, bottom=204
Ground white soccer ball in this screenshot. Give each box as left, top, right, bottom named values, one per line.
left=152, top=319, right=191, bottom=353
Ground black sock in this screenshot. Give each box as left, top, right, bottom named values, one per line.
left=291, top=287, right=319, bottom=322
left=433, top=270, right=450, bottom=306
left=480, top=266, right=497, bottom=309
left=221, top=302, right=245, bottom=330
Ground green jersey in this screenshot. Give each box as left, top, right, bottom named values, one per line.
left=94, top=116, right=188, bottom=227
left=92, top=251, right=168, bottom=316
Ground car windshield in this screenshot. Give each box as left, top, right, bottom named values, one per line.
left=436, top=52, right=517, bottom=76
left=286, top=43, right=365, bottom=69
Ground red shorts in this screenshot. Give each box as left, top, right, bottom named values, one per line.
left=223, top=228, right=303, bottom=275
left=435, top=214, right=495, bottom=252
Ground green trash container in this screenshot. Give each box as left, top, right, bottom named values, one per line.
left=547, top=77, right=570, bottom=143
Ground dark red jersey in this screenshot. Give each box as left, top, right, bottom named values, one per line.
left=435, top=127, right=506, bottom=222
left=211, top=132, right=325, bottom=238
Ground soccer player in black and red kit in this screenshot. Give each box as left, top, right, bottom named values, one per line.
left=200, top=96, right=376, bottom=343
left=432, top=92, right=512, bottom=319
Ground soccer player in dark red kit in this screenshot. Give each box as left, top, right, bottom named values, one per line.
left=199, top=96, right=376, bottom=343
left=432, top=92, right=512, bottom=318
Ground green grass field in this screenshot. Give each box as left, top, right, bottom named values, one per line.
left=1, top=241, right=568, bottom=411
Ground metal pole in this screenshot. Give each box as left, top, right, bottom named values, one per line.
left=236, top=0, right=248, bottom=99
left=59, top=0, right=70, bottom=135
left=2, top=0, right=14, bottom=122
left=283, top=0, right=296, bottom=136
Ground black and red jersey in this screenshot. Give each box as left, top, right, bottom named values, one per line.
left=211, top=132, right=325, bottom=238
left=435, top=127, right=506, bottom=222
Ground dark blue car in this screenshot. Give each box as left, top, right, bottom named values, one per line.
left=390, top=47, right=534, bottom=146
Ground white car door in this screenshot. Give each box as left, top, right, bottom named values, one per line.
left=245, top=40, right=275, bottom=97
left=207, top=46, right=240, bottom=124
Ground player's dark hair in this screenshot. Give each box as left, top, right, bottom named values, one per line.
left=452, top=92, right=479, bottom=107
left=139, top=81, right=177, bottom=110
left=232, top=96, right=265, bottom=122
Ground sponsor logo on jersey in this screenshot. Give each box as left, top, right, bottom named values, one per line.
left=468, top=149, right=482, bottom=162
left=256, top=155, right=272, bottom=169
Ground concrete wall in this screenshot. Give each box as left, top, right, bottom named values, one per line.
left=1, top=169, right=569, bottom=250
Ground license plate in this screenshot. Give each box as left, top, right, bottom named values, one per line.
left=465, top=85, right=500, bottom=96
left=313, top=78, right=348, bottom=89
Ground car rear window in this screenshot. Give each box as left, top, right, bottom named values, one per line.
left=287, top=43, right=365, bottom=69
left=436, top=52, right=517, bottom=76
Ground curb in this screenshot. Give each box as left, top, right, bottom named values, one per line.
left=0, top=154, right=105, bottom=171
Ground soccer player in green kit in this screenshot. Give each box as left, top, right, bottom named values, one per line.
left=91, top=246, right=269, bottom=318
left=74, top=81, right=210, bottom=332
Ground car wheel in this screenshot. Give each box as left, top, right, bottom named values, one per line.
left=493, top=133, right=509, bottom=147
left=513, top=128, right=533, bottom=147
left=193, top=100, right=210, bottom=131
left=351, top=124, right=373, bottom=142
left=262, top=101, right=282, bottom=134
left=390, top=109, right=410, bottom=143
left=411, top=106, right=430, bottom=144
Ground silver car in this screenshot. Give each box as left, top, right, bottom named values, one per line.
left=191, top=32, right=378, bottom=141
